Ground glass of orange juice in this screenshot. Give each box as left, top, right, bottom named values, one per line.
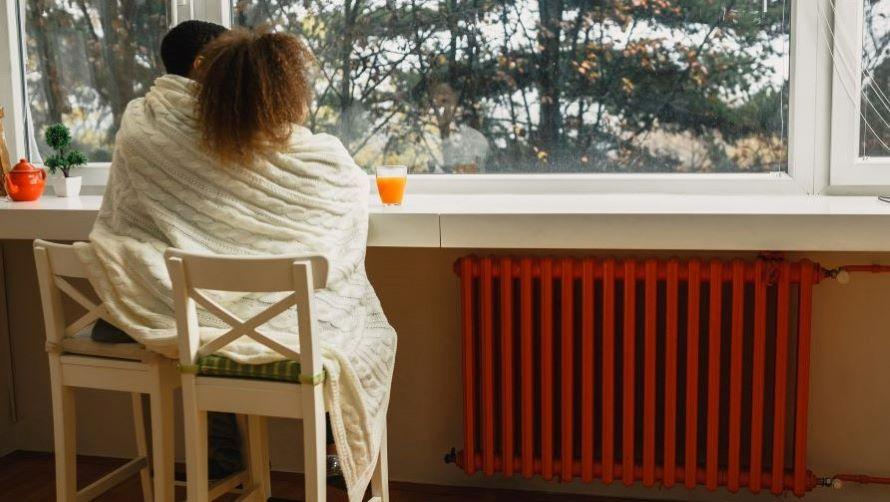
left=375, top=165, right=408, bottom=206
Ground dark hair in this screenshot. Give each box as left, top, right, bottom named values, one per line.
left=161, top=20, right=228, bottom=77
left=194, top=29, right=314, bottom=165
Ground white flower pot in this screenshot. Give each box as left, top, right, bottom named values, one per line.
left=53, top=176, right=82, bottom=197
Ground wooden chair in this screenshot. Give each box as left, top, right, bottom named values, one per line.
left=33, top=240, right=180, bottom=501
left=165, top=248, right=389, bottom=502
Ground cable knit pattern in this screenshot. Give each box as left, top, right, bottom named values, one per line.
left=74, top=74, right=396, bottom=502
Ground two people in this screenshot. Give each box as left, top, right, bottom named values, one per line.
left=80, top=20, right=396, bottom=501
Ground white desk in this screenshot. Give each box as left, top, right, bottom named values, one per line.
left=5, top=194, right=890, bottom=251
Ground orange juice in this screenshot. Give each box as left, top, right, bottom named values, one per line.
left=376, top=176, right=407, bottom=205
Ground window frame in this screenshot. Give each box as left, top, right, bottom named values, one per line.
left=0, top=0, right=852, bottom=196
left=0, top=1, right=26, bottom=170
left=829, top=0, right=890, bottom=190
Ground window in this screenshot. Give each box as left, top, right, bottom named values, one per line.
left=829, top=0, right=890, bottom=187
left=861, top=0, right=889, bottom=158
left=22, top=0, right=168, bottom=162
left=0, top=0, right=880, bottom=192
left=233, top=0, right=791, bottom=175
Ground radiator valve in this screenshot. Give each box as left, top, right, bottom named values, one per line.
left=823, top=268, right=851, bottom=284
left=817, top=477, right=844, bottom=489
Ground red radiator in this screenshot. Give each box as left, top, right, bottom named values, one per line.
left=454, top=256, right=822, bottom=496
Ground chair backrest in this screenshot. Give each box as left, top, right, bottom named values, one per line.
left=164, top=248, right=329, bottom=380
left=33, top=239, right=112, bottom=346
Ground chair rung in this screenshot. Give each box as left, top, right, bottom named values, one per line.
left=231, top=483, right=260, bottom=502
left=207, top=470, right=248, bottom=500
left=76, top=456, right=147, bottom=502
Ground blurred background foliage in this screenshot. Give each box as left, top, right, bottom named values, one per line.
left=22, top=1, right=885, bottom=172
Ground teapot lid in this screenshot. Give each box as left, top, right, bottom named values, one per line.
left=12, top=158, right=38, bottom=172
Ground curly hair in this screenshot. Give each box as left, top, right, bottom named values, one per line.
left=194, top=29, right=315, bottom=165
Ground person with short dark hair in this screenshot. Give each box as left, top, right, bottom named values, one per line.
left=92, top=20, right=228, bottom=348
left=160, top=20, right=228, bottom=77
left=90, top=20, right=225, bottom=348
left=90, top=19, right=242, bottom=481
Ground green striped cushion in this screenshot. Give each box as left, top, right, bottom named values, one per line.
left=196, top=354, right=303, bottom=383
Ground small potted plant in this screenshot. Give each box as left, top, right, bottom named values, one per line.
left=44, top=123, right=87, bottom=197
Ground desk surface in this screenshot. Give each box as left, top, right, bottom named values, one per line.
left=4, top=194, right=890, bottom=251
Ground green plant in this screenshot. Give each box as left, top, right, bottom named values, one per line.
left=44, top=123, right=87, bottom=178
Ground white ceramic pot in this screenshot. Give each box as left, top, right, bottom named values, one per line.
left=53, top=176, right=82, bottom=197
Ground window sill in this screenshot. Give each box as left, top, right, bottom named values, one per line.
left=73, top=169, right=806, bottom=196
left=4, top=194, right=890, bottom=251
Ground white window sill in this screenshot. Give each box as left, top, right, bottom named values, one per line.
left=4, top=194, right=890, bottom=251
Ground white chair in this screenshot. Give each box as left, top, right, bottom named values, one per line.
left=33, top=240, right=180, bottom=501
left=165, top=248, right=389, bottom=502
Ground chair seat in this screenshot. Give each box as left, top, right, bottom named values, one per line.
left=60, top=329, right=151, bottom=361
left=197, top=355, right=304, bottom=383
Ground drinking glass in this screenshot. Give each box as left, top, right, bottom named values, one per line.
left=375, top=165, right=408, bottom=206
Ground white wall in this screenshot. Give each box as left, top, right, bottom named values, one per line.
left=3, top=241, right=890, bottom=501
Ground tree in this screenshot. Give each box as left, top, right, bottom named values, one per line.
left=25, top=0, right=165, bottom=161
left=28, top=0, right=798, bottom=173
left=861, top=0, right=890, bottom=157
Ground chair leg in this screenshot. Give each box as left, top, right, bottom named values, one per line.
left=301, top=384, right=326, bottom=502
left=247, top=415, right=272, bottom=499
left=371, top=428, right=389, bottom=502
left=149, top=384, right=175, bottom=501
left=130, top=393, right=153, bottom=502
left=182, top=375, right=209, bottom=502
left=49, top=356, right=77, bottom=502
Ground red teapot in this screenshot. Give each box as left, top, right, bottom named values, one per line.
left=4, top=158, right=46, bottom=201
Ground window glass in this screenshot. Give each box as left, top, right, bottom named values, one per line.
left=234, top=0, right=790, bottom=174
left=23, top=0, right=168, bottom=162
left=861, top=0, right=890, bottom=158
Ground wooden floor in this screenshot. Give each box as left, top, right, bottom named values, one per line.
left=0, top=450, right=656, bottom=501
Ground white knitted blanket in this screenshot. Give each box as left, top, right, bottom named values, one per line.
left=75, top=75, right=396, bottom=501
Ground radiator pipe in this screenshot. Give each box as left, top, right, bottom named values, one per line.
left=454, top=450, right=817, bottom=494
left=448, top=451, right=890, bottom=492
left=819, top=474, right=890, bottom=489
left=823, top=264, right=890, bottom=284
